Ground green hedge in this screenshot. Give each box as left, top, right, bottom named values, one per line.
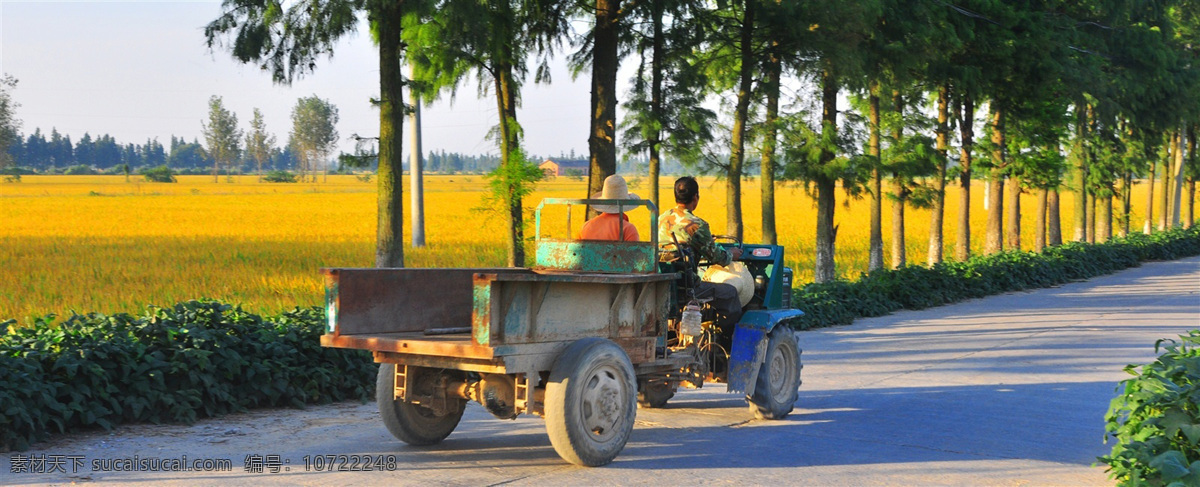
left=0, top=301, right=374, bottom=451
left=1100, top=332, right=1200, bottom=486
left=789, top=226, right=1200, bottom=329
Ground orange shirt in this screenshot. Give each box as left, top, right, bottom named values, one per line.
left=578, top=213, right=640, bottom=242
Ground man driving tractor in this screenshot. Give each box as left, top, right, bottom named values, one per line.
left=658, top=176, right=744, bottom=328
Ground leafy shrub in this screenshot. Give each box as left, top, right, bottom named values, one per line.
left=263, top=170, right=298, bottom=183
left=1100, top=332, right=1200, bottom=486
left=789, top=226, right=1200, bottom=330
left=141, top=165, right=177, bottom=183
left=0, top=301, right=373, bottom=451
left=63, top=165, right=97, bottom=175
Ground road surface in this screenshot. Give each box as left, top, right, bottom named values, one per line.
left=3, top=256, right=1198, bottom=486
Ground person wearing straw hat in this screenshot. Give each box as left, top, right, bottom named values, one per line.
left=578, top=175, right=641, bottom=242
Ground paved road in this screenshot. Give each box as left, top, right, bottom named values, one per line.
left=4, top=256, right=1198, bottom=486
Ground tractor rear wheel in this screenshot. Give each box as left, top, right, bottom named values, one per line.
left=545, top=338, right=637, bottom=466
left=377, top=363, right=465, bottom=446
left=748, top=327, right=802, bottom=419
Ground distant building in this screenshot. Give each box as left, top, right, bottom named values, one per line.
left=539, top=159, right=589, bottom=177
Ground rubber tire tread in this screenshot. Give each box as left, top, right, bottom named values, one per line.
left=376, top=363, right=465, bottom=446
left=545, top=338, right=638, bottom=467
left=749, top=327, right=802, bottom=420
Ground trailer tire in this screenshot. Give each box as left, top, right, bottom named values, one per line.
left=748, top=327, right=802, bottom=420
left=637, top=379, right=675, bottom=409
left=377, top=363, right=464, bottom=446
left=545, top=338, right=637, bottom=466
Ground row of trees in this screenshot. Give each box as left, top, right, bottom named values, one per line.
left=619, top=0, right=1200, bottom=282
left=206, top=0, right=1198, bottom=277
left=425, top=151, right=504, bottom=174
left=5, top=128, right=304, bottom=175
left=198, top=95, right=339, bottom=182
left=0, top=88, right=346, bottom=181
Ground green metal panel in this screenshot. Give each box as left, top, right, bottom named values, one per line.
left=535, top=240, right=657, bottom=273
left=324, top=273, right=339, bottom=334
left=468, top=272, right=673, bottom=350
left=471, top=276, right=493, bottom=346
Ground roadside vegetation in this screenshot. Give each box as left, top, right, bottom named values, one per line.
left=790, top=226, right=1200, bottom=329
left=1101, top=331, right=1200, bottom=486
left=0, top=301, right=373, bottom=451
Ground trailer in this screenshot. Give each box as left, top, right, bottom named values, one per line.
left=320, top=198, right=803, bottom=466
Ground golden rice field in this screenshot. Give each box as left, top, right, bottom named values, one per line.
left=0, top=174, right=1188, bottom=323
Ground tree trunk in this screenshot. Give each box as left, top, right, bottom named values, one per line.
left=760, top=39, right=780, bottom=245
left=1120, top=172, right=1132, bottom=237
left=1035, top=188, right=1047, bottom=252
left=1171, top=128, right=1185, bottom=227
left=929, top=84, right=949, bottom=265
left=1158, top=132, right=1171, bottom=231
left=1005, top=173, right=1020, bottom=250
left=1071, top=104, right=1087, bottom=242
left=587, top=0, right=620, bottom=217
left=1114, top=176, right=1126, bottom=237
left=375, top=3, right=405, bottom=268
left=1187, top=124, right=1196, bottom=229
left=647, top=0, right=663, bottom=211
left=1145, top=156, right=1156, bottom=234
left=1049, top=189, right=1063, bottom=246
left=868, top=83, right=883, bottom=271
left=814, top=69, right=838, bottom=283
left=1187, top=180, right=1196, bottom=229
left=1098, top=194, right=1112, bottom=243
left=890, top=92, right=906, bottom=269
left=726, top=0, right=755, bottom=243
left=955, top=95, right=974, bottom=261
left=408, top=63, right=425, bottom=248
left=985, top=107, right=1004, bottom=255
left=891, top=173, right=906, bottom=269
left=496, top=66, right=524, bottom=267
left=1086, top=191, right=1095, bottom=243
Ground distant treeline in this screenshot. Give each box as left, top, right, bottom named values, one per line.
left=3, top=128, right=512, bottom=176
left=4, top=127, right=709, bottom=177
left=6, top=129, right=302, bottom=175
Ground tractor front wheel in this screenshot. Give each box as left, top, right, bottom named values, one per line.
left=545, top=338, right=637, bottom=466
left=748, top=327, right=802, bottom=419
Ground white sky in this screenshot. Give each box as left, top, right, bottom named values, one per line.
left=0, top=0, right=598, bottom=159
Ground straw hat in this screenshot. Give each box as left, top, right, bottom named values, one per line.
left=590, top=175, right=641, bottom=214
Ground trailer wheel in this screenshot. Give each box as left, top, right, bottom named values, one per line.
left=545, top=338, right=637, bottom=466
left=637, top=379, right=675, bottom=409
left=377, top=363, right=464, bottom=446
left=748, top=327, right=802, bottom=420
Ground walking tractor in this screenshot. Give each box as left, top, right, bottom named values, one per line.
left=320, top=198, right=805, bottom=466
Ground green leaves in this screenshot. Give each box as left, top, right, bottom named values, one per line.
left=0, top=301, right=373, bottom=452
left=1100, top=331, right=1200, bottom=485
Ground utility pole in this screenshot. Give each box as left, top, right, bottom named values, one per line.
left=409, top=63, right=426, bottom=248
